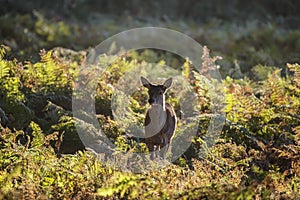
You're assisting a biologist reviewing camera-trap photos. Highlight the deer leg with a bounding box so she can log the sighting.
[147,143,156,160]
[151,152,155,160]
[160,142,170,160]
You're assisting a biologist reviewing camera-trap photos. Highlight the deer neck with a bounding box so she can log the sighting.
[146,103,167,135]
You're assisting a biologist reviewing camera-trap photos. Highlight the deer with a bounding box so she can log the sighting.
[140,76,177,160]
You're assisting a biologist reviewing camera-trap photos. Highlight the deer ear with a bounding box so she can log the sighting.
[163,78,173,89]
[140,76,151,89]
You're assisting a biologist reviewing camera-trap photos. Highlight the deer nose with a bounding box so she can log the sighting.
[148,98,154,104]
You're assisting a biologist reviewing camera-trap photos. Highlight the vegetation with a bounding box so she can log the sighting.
[0,1,299,199]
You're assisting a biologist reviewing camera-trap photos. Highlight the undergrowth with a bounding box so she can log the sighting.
[0,43,299,199]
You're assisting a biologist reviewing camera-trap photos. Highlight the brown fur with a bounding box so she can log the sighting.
[141,77,177,159]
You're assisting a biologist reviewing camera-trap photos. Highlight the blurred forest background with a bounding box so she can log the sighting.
[0,0,300,199]
[1,0,299,73]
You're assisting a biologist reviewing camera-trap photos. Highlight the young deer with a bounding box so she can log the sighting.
[141,76,177,160]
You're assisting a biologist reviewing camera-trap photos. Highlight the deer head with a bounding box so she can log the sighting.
[140,76,173,110]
